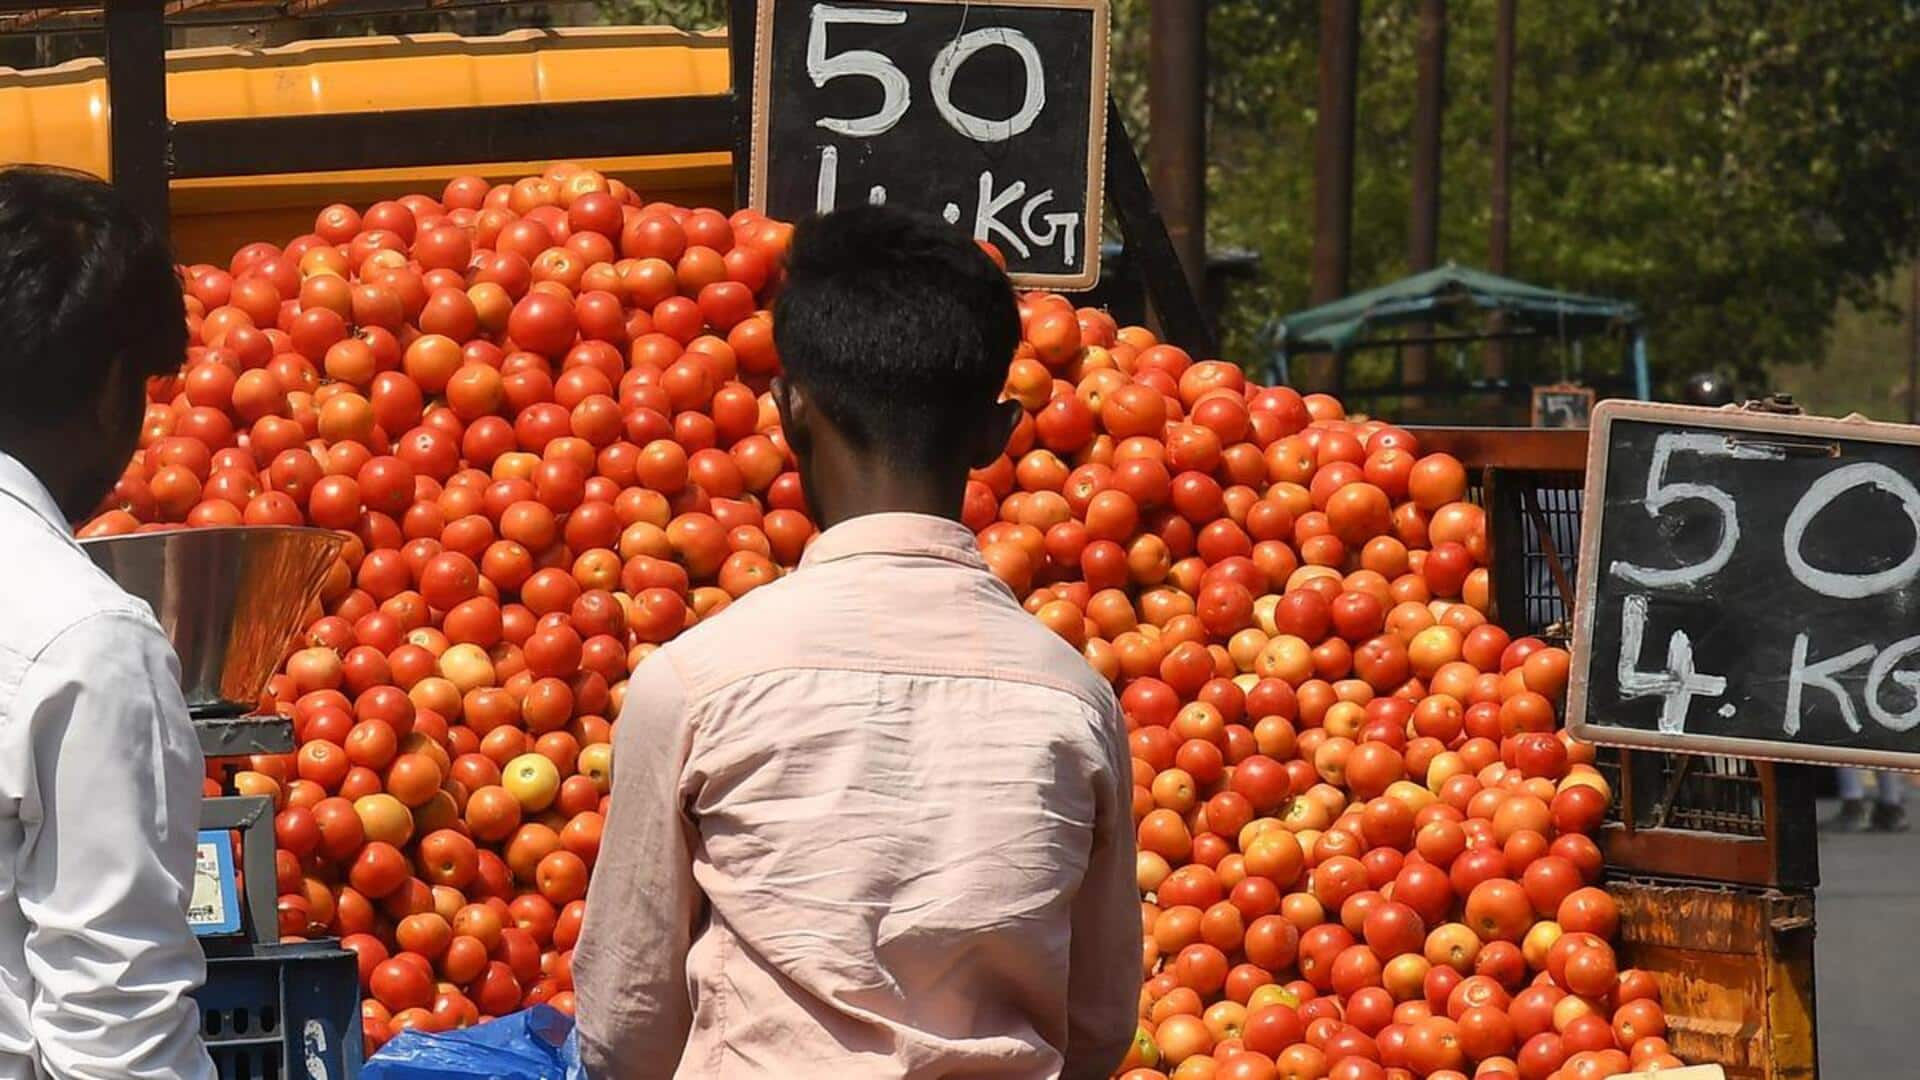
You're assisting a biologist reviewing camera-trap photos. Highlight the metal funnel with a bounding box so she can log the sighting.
[81,526,343,716]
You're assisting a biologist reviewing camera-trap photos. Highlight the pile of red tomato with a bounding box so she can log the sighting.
[83,163,1684,1079]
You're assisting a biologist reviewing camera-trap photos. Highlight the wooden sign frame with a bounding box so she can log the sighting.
[1567,398,1920,770]
[746,0,1110,290]
[1531,382,1595,429]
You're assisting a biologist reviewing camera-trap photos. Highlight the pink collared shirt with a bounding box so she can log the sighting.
[574,512,1137,1079]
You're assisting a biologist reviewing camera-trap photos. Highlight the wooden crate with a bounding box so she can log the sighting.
[1610,879,1817,1080]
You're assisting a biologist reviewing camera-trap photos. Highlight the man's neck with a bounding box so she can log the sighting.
[806,458,967,534]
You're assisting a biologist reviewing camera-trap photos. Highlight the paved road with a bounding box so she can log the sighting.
[1814,800,1919,1077]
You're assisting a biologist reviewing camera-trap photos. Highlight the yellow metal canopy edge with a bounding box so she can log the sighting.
[0,26,736,259]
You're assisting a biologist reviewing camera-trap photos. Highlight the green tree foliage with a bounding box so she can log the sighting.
[1110,0,1919,392]
[594,0,726,30]
[1770,267,1916,421]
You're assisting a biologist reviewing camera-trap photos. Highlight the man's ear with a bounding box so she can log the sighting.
[772,376,810,456]
[971,398,1024,469]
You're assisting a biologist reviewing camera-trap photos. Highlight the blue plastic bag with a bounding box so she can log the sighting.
[364,1005,586,1080]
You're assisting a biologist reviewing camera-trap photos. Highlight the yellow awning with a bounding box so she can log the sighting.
[0,26,735,261]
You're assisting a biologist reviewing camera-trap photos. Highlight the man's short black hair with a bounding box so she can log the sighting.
[773,204,1019,464]
[0,166,185,434]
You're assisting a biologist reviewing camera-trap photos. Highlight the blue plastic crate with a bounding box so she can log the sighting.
[194,941,362,1080]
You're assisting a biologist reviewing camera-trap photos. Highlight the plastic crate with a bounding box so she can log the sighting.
[195,941,361,1080]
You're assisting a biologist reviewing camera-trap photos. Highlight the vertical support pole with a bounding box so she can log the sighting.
[1769,887,1819,1079]
[1626,750,1669,830]
[1908,256,1918,422]
[1487,0,1516,380]
[1308,0,1360,392]
[1483,466,1524,633]
[1405,0,1445,392]
[1632,331,1652,402]
[105,1,170,236]
[1148,0,1208,301]
[729,0,758,211]
[1765,763,1821,890]
[1763,760,1821,1071]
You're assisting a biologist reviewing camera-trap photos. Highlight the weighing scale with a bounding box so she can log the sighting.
[82,524,341,951]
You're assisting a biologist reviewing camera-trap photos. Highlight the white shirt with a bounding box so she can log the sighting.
[0,451,214,1079]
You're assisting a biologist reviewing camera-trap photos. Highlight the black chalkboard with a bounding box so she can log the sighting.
[1567,401,1920,769]
[749,0,1109,288]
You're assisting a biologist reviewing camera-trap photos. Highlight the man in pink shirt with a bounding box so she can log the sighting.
[573,206,1137,1079]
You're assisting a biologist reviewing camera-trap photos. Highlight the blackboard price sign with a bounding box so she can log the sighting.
[1532,383,1595,430]
[1568,400,1920,769]
[749,0,1110,288]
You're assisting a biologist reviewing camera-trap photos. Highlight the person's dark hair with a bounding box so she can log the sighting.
[0,166,185,434]
[773,204,1018,463]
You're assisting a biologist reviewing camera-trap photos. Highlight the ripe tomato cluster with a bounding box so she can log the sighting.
[984,311,1681,1080]
[87,165,793,1055]
[81,162,1683,1079]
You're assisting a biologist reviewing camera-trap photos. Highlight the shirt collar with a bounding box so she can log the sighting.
[799,512,986,571]
[0,450,75,541]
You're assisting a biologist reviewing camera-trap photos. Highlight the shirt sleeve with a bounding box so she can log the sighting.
[1062,696,1140,1080]
[14,611,214,1080]
[574,649,699,1080]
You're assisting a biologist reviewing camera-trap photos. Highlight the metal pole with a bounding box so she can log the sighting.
[1487,0,1515,380]
[1406,0,1445,391]
[1909,258,1919,423]
[1148,0,1208,303]
[1409,0,1445,270]
[729,0,757,210]
[105,0,170,237]
[1309,0,1360,391]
